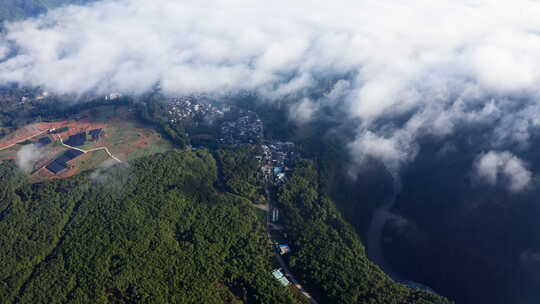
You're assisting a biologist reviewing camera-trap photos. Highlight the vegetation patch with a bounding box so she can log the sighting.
[0,151,298,304]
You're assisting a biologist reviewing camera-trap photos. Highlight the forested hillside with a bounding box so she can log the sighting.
[274,159,452,304]
[0,0,96,23]
[216,146,266,204]
[0,150,297,303]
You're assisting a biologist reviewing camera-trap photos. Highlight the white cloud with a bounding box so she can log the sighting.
[90,158,130,191]
[0,44,9,61]
[348,130,418,175]
[16,144,48,173]
[474,151,532,192]
[3,0,540,171]
[289,98,317,125]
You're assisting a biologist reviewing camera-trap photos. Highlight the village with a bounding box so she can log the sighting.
[259,140,298,288]
[166,96,226,123]
[219,110,264,145]
[165,95,265,145]
[171,96,302,291]
[0,93,316,301]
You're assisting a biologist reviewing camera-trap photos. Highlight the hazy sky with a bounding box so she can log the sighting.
[2,0,540,189]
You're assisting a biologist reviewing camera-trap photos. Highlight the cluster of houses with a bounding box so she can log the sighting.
[166,96,225,123]
[259,141,295,184]
[157,98,302,290]
[219,110,263,144]
[165,97,266,146]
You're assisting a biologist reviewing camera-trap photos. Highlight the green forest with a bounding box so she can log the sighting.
[0,146,453,303]
[215,146,266,204]
[0,150,297,304]
[135,96,190,149]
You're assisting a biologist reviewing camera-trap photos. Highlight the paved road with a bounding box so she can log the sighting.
[264,185,318,304]
[274,251,318,304]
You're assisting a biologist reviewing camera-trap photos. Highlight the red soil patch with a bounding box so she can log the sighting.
[0,146,19,160]
[33,167,55,182]
[31,145,67,171]
[56,155,89,178]
[32,152,90,183]
[51,119,108,141]
[0,123,50,148]
[0,118,108,149]
[133,134,151,148]
[8,106,170,183]
[107,131,151,158]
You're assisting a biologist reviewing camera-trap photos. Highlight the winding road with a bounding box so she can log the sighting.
[0,129,49,152]
[56,135,122,163]
[0,130,122,164]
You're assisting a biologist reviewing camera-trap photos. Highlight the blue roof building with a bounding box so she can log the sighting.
[278,244,291,255]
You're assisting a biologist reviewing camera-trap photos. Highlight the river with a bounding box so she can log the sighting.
[365,179,436,292]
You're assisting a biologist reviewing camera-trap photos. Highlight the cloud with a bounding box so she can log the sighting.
[90,158,126,183]
[0,44,9,61]
[90,158,130,194]
[3,0,540,173]
[348,130,417,175]
[16,144,48,173]
[289,98,317,125]
[474,151,533,192]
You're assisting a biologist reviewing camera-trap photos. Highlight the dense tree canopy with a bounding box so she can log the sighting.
[0,151,297,303]
[216,146,266,204]
[135,95,190,148]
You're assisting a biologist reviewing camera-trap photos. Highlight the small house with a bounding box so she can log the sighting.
[271,269,290,286]
[278,244,291,255]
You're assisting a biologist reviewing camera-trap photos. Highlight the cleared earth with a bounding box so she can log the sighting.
[0,105,174,182]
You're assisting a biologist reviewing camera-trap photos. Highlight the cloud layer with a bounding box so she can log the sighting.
[16,144,48,173]
[474,151,533,192]
[2,0,540,185]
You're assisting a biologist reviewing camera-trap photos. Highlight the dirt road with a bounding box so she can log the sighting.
[0,129,49,152]
[56,135,122,163]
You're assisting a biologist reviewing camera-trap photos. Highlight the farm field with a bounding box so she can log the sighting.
[0,105,175,181]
